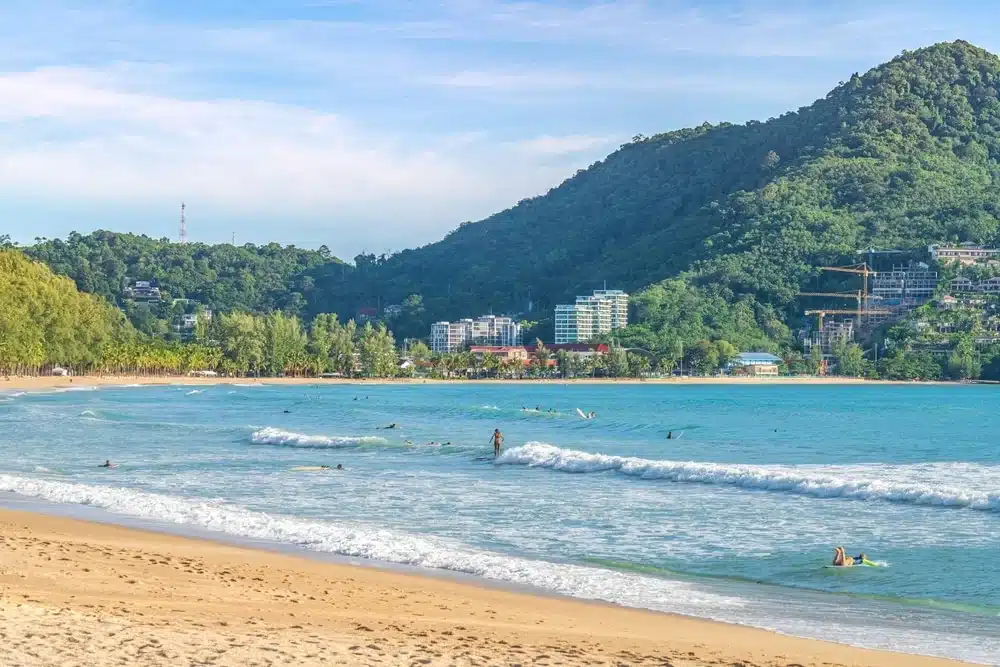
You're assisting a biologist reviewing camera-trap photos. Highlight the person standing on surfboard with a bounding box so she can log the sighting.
[491,429,504,457]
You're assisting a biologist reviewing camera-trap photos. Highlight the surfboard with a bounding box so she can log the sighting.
[291,466,331,472]
[824,561,879,569]
[576,408,587,419]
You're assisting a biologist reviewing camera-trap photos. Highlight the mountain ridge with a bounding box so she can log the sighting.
[309,39,1000,344]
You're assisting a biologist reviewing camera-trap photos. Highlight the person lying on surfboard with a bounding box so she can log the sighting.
[832,547,870,566]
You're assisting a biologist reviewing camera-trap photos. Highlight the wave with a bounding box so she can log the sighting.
[496,443,1000,513]
[0,473,991,663]
[251,427,387,448]
[186,389,203,395]
[0,473,734,611]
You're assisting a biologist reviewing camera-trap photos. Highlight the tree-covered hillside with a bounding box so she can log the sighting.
[24,231,343,334]
[0,249,129,372]
[311,40,1000,349]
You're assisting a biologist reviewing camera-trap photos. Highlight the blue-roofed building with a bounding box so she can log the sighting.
[727,352,782,376]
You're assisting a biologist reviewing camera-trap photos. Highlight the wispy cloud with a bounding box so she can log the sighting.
[0,0,997,254]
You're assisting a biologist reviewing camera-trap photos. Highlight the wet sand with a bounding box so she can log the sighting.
[0,510,967,667]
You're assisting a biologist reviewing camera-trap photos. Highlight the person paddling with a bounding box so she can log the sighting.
[490,429,504,457]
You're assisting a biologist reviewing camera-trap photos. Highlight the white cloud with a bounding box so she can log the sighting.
[0,67,616,251]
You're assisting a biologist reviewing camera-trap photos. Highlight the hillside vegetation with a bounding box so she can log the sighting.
[25,231,342,334]
[310,40,1000,349]
[0,250,128,372]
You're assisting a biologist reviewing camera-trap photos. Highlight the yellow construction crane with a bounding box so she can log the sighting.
[819,263,877,297]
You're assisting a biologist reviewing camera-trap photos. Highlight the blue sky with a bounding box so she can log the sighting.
[1,0,996,259]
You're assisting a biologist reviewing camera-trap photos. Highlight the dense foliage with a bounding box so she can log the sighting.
[306,41,1000,355]
[0,250,127,373]
[24,231,342,334]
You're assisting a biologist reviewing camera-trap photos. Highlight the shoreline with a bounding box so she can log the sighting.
[0,508,970,667]
[0,374,956,392]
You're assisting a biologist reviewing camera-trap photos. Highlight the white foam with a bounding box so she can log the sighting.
[186,389,203,395]
[0,473,736,613]
[251,427,386,448]
[0,473,993,663]
[497,443,1000,513]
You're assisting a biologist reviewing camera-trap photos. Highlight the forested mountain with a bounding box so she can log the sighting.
[24,231,342,327]
[309,40,1000,347]
[14,41,1000,356]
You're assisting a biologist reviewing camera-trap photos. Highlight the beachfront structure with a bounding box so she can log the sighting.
[554,289,629,344]
[929,243,1000,265]
[726,352,781,377]
[430,315,523,353]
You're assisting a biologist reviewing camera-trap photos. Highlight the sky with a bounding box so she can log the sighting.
[1,0,997,260]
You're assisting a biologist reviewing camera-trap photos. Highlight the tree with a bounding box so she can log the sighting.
[948,335,980,380]
[358,323,398,378]
[408,340,431,362]
[531,339,551,375]
[215,312,266,376]
[833,340,867,377]
[555,349,570,378]
[605,344,629,377]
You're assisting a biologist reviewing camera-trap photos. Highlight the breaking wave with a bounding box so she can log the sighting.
[251,427,387,448]
[497,443,1000,513]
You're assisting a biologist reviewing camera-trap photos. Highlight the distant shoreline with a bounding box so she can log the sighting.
[0,374,959,392]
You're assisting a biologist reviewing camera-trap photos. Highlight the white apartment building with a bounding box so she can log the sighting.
[591,289,629,329]
[554,305,597,344]
[430,315,522,353]
[929,243,1000,265]
[555,289,629,344]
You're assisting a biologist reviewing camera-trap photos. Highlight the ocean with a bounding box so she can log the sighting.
[1,382,998,664]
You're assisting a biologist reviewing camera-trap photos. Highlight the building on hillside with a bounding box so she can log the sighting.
[554,304,597,344]
[726,352,781,377]
[383,304,403,318]
[357,307,378,322]
[125,279,161,302]
[803,320,854,358]
[591,290,629,329]
[554,289,629,344]
[929,243,1000,265]
[430,315,522,353]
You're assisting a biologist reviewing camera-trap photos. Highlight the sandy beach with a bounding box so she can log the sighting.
[0,510,968,667]
[0,374,925,393]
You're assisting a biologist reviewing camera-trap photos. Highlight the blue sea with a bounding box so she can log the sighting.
[1,382,998,664]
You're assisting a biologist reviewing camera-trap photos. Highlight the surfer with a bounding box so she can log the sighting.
[283,409,291,414]
[832,547,868,566]
[490,428,504,457]
[382,423,397,430]
[99,460,113,468]
[667,431,673,439]
[589,411,596,419]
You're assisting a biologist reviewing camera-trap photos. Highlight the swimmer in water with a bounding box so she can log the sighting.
[667,431,673,439]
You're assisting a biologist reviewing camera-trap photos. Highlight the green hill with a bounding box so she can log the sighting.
[24,231,343,335]
[310,40,1000,347]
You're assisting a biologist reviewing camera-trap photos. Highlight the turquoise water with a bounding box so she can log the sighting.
[1,383,998,663]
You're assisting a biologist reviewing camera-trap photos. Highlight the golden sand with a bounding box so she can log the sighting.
[0,510,966,667]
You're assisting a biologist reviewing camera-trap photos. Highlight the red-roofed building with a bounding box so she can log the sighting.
[468,346,529,361]
[526,343,609,359]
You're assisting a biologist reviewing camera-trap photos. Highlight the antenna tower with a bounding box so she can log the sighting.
[179,202,188,244]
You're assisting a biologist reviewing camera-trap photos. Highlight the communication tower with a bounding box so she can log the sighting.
[179,202,188,244]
